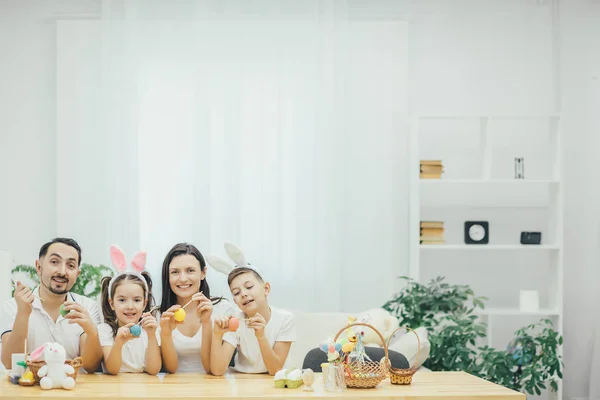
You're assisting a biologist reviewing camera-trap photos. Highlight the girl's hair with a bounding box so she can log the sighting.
[101,271,155,337]
[160,243,223,313]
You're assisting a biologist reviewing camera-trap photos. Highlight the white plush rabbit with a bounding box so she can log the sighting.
[30,342,75,390]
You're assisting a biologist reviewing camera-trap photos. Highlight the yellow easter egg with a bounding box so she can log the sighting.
[174,308,186,322]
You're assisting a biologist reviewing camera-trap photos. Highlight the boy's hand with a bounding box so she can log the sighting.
[14,281,34,316]
[213,316,230,335]
[140,312,158,334]
[115,323,135,345]
[192,292,213,324]
[159,305,181,334]
[248,313,266,338]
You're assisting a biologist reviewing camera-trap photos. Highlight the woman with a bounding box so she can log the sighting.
[158,243,233,373]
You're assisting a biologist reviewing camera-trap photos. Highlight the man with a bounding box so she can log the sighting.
[1,238,103,373]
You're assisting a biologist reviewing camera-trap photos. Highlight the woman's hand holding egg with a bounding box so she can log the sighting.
[160,305,182,333]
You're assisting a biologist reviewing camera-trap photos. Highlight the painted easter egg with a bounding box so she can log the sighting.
[59,304,70,317]
[229,317,240,332]
[174,308,186,322]
[130,325,142,337]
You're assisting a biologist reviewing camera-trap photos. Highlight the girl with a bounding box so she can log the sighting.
[98,246,161,375]
[158,243,232,373]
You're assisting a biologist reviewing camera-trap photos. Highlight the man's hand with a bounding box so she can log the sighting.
[64,302,97,335]
[14,281,33,317]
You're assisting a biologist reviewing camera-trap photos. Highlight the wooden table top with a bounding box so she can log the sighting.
[0,370,525,399]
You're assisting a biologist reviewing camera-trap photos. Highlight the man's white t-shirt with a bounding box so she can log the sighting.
[222,307,296,373]
[0,286,102,366]
[157,299,235,373]
[98,323,159,373]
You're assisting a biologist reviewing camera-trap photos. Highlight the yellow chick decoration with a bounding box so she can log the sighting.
[338,316,357,353]
[19,370,35,386]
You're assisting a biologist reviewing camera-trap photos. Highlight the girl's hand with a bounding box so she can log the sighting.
[213,316,230,335]
[160,305,182,333]
[141,312,158,334]
[248,313,266,338]
[115,323,135,345]
[192,292,213,324]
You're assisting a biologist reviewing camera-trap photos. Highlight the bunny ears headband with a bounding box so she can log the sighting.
[206,242,266,281]
[107,244,149,299]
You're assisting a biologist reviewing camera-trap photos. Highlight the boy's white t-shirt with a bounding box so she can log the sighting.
[222,307,296,373]
[157,299,235,373]
[98,322,159,373]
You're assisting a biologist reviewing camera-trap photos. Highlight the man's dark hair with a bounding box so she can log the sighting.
[39,238,82,266]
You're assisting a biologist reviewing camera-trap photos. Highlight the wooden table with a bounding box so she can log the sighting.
[0,371,525,399]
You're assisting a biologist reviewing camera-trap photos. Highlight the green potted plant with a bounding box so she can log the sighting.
[382,276,563,396]
[11,263,113,300]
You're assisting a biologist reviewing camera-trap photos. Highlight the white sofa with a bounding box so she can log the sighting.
[286,309,430,371]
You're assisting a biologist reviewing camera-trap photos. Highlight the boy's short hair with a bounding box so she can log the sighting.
[227,267,264,286]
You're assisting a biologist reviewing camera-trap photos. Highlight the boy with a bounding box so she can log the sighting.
[210,266,295,375]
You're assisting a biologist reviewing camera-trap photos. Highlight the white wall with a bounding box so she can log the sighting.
[1,0,598,397]
[560,1,600,398]
[0,1,59,264]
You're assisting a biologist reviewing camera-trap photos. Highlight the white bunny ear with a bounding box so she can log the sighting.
[205,255,235,275]
[224,242,248,267]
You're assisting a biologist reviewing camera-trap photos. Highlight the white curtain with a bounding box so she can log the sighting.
[55,0,409,312]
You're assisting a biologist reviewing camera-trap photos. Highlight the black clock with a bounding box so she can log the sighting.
[464,221,489,244]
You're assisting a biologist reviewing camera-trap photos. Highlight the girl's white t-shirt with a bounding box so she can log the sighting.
[158,299,235,373]
[98,322,159,373]
[222,307,296,373]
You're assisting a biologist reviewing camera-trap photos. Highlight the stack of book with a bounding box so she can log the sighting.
[420,160,443,179]
[420,221,445,245]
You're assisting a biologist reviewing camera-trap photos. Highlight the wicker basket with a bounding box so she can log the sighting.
[333,322,389,389]
[386,327,420,385]
[26,357,83,385]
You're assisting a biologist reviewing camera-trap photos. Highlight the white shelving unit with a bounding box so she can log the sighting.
[408,114,563,400]
[420,244,560,251]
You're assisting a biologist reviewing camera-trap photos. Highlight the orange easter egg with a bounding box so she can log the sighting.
[174,308,186,322]
[228,317,240,332]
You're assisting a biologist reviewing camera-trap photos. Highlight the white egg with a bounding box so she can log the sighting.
[287,369,303,381]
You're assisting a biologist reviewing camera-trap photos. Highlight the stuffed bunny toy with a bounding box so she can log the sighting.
[356,308,399,345]
[30,342,75,390]
[206,242,265,279]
